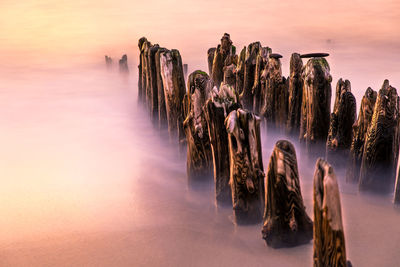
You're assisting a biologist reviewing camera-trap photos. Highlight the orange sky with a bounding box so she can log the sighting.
[1,0,399,98]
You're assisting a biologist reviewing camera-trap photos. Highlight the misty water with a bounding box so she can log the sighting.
[0,63,399,267]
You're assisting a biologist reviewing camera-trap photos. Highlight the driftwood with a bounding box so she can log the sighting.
[147,45,161,122]
[260,55,288,132]
[301,53,329,58]
[119,54,129,73]
[159,49,186,143]
[211,33,234,88]
[262,140,313,248]
[225,109,264,224]
[313,158,350,267]
[299,58,332,157]
[346,87,377,183]
[155,47,168,129]
[204,84,241,205]
[252,47,270,115]
[326,79,356,168]
[183,70,213,184]
[235,46,246,94]
[286,53,303,136]
[105,55,112,68]
[359,81,399,193]
[240,42,261,110]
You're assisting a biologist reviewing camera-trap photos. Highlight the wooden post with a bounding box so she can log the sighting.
[159,49,186,143]
[207,48,216,76]
[211,33,234,89]
[204,84,241,205]
[226,109,264,224]
[138,37,149,103]
[326,79,356,169]
[252,47,270,115]
[240,42,261,111]
[299,57,332,158]
[346,87,376,183]
[155,47,168,129]
[286,53,303,136]
[119,54,129,73]
[313,158,350,267]
[235,46,246,94]
[262,140,313,248]
[359,81,399,193]
[147,45,160,122]
[183,70,213,184]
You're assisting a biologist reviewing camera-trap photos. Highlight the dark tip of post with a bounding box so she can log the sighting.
[269,53,283,59]
[300,53,329,58]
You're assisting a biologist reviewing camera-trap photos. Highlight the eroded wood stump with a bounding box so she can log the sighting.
[235,46,246,94]
[119,54,129,73]
[326,79,356,169]
[211,33,234,89]
[260,55,288,132]
[204,84,241,205]
[225,109,264,224]
[105,55,112,68]
[359,82,399,193]
[138,38,151,104]
[223,64,236,88]
[286,53,303,136]
[183,70,213,184]
[147,44,161,122]
[240,42,261,111]
[346,87,377,183]
[252,47,270,115]
[262,140,313,248]
[207,48,216,76]
[159,49,186,143]
[313,158,349,267]
[155,47,168,129]
[299,58,332,157]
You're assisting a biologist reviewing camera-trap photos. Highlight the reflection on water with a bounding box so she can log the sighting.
[0,65,399,266]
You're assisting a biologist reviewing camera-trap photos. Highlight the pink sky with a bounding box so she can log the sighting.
[1,0,399,100]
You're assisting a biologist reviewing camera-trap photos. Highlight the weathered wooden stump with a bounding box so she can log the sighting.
[223,64,236,88]
[260,54,288,132]
[262,140,313,248]
[240,42,261,111]
[211,33,234,88]
[359,82,399,193]
[313,158,350,267]
[286,53,303,136]
[252,47,270,115]
[207,48,216,76]
[225,109,264,224]
[235,46,246,94]
[183,70,213,184]
[147,44,161,122]
[105,55,112,68]
[159,49,186,143]
[204,84,241,205]
[119,54,129,73]
[299,57,332,157]
[155,47,168,129]
[326,79,356,169]
[138,37,150,103]
[346,87,377,183]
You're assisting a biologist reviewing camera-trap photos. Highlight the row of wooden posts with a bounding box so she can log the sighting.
[135,33,400,266]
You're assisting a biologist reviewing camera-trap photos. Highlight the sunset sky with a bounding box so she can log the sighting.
[1,0,399,99]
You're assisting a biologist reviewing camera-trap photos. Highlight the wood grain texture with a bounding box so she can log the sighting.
[313,158,348,267]
[359,82,400,193]
[226,109,264,224]
[286,53,303,137]
[346,87,376,183]
[262,140,313,248]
